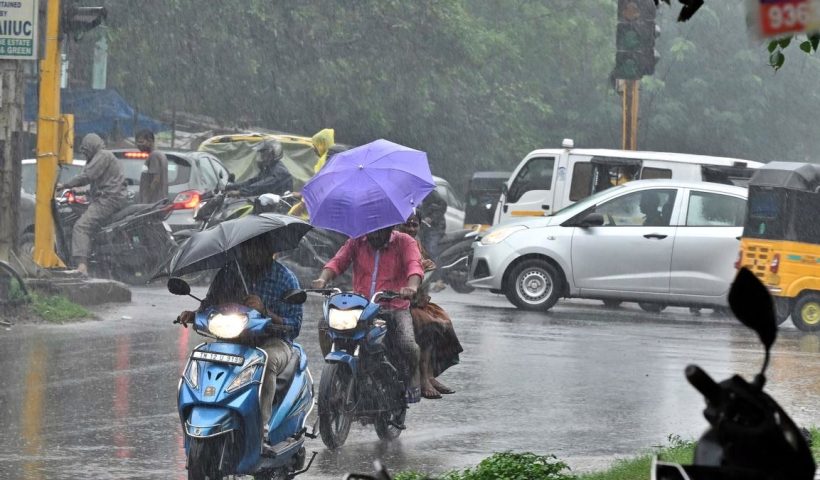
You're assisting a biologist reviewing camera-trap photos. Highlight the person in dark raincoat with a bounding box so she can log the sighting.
[228,139,293,197]
[56,133,127,276]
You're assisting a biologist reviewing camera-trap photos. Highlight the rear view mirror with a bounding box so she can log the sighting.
[580,213,604,228]
[167,277,191,296]
[282,289,307,304]
[501,183,509,195]
[228,173,236,183]
[729,268,777,358]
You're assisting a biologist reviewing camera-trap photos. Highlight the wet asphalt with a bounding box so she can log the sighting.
[0,285,818,479]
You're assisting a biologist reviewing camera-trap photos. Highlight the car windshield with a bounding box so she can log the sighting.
[550,185,625,218]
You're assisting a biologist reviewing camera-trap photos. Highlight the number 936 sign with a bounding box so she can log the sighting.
[749,0,820,38]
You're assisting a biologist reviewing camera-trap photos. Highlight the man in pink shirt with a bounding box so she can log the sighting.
[312,226,424,403]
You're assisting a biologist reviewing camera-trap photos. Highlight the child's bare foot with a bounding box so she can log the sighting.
[431,378,455,394]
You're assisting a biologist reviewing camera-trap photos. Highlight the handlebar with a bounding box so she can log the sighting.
[304,288,342,296]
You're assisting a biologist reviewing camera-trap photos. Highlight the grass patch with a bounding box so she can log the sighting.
[29,294,91,323]
[397,431,820,480]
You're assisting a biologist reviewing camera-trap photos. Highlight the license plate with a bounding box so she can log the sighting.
[191,351,244,366]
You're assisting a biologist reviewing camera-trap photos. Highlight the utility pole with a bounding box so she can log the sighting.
[0,0,38,263]
[33,0,66,267]
[0,61,25,262]
[620,79,639,150]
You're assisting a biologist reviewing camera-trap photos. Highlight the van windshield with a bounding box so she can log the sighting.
[551,185,625,218]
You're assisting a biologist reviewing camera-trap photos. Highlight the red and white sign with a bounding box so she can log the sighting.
[750,0,820,38]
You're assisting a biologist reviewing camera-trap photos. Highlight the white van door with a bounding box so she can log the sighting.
[497,155,557,223]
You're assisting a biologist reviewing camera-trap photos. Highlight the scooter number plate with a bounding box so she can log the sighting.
[191,350,244,366]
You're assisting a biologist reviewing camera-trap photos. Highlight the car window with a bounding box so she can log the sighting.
[641,167,672,179]
[116,155,191,187]
[686,191,745,227]
[594,189,677,226]
[569,159,640,201]
[507,156,555,203]
[436,182,464,210]
[197,156,218,188]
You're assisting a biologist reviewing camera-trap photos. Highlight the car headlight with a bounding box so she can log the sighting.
[328,309,363,330]
[208,313,249,339]
[226,364,260,393]
[185,360,199,390]
[480,225,527,245]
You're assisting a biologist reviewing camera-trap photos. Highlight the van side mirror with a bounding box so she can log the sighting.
[501,183,508,195]
[228,173,236,183]
[579,213,604,228]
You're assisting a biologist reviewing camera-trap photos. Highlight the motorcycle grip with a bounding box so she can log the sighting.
[685,364,721,404]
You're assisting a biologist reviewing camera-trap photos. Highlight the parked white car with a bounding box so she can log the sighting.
[469,180,748,312]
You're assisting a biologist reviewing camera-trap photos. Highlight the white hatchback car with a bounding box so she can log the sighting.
[468,180,748,312]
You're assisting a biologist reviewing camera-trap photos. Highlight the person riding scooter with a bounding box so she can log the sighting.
[311,226,425,403]
[227,139,293,197]
[178,235,302,441]
[56,133,127,276]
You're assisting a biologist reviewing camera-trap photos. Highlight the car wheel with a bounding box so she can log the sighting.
[791,292,820,332]
[504,259,562,311]
[773,297,792,326]
[602,299,623,308]
[638,302,667,313]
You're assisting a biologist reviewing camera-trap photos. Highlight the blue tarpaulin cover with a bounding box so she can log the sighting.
[24,85,167,138]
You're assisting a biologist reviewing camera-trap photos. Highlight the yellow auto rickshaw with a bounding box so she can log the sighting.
[738,161,820,331]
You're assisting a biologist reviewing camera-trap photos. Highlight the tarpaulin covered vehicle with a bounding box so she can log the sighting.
[198,131,346,192]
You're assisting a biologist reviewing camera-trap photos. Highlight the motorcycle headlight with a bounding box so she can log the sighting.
[328,309,363,330]
[480,225,527,245]
[226,364,260,393]
[208,313,249,339]
[185,360,199,390]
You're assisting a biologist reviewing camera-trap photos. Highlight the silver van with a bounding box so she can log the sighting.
[495,139,761,225]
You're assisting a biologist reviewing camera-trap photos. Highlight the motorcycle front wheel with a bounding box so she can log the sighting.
[187,437,225,480]
[373,362,407,441]
[318,363,354,449]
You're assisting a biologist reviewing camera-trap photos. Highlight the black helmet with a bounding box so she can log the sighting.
[253,139,284,164]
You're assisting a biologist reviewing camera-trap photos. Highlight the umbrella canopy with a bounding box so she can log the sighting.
[302,139,435,238]
[168,213,312,277]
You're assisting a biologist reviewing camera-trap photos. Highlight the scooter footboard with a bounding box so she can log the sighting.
[185,405,240,438]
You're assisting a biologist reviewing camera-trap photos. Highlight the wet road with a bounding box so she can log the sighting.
[1,286,819,479]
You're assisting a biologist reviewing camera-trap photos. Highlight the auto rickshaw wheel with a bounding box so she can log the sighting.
[792,292,820,332]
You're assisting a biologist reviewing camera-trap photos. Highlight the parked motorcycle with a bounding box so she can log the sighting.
[53,189,176,284]
[168,278,316,480]
[652,267,816,480]
[310,289,408,449]
[430,228,479,294]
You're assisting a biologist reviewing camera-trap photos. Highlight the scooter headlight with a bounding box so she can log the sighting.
[328,308,363,330]
[208,313,249,339]
[185,360,199,390]
[226,364,260,393]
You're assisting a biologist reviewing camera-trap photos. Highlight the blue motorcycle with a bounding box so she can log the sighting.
[168,278,315,480]
[311,289,408,449]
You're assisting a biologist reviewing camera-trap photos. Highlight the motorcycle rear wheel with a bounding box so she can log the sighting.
[318,363,354,449]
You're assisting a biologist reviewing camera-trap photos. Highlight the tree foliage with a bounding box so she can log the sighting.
[67,0,820,190]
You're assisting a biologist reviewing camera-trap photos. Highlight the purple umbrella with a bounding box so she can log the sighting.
[302,139,435,238]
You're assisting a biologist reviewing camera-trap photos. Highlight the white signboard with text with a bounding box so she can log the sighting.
[0,0,37,60]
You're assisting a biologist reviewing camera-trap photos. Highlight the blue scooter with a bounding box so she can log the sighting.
[168,278,316,480]
[310,289,408,449]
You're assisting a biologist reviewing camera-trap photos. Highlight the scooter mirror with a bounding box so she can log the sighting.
[729,268,776,353]
[282,289,307,305]
[167,277,192,296]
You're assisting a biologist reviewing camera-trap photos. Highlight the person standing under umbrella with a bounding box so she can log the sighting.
[311,226,425,403]
[177,235,302,442]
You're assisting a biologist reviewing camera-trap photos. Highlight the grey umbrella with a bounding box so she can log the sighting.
[167,213,312,279]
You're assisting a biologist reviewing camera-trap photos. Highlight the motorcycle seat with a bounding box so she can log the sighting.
[108,203,158,224]
[274,347,301,401]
